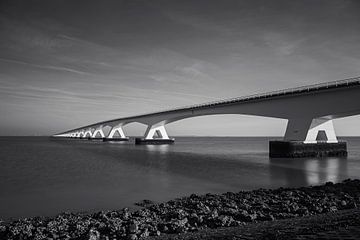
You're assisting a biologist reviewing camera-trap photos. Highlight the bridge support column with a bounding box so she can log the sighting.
[103,125,129,142]
[79,131,86,139]
[304,119,338,143]
[135,125,175,144]
[270,118,347,158]
[91,127,105,140]
[83,129,93,139]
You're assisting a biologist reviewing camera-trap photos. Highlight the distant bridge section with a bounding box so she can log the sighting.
[54,77,360,154]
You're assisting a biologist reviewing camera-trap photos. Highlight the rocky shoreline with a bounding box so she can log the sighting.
[149,208,360,240]
[1,179,360,240]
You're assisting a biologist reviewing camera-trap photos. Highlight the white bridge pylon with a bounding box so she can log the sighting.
[108,125,127,139]
[284,118,338,144]
[92,126,105,138]
[144,125,170,140]
[53,77,360,144]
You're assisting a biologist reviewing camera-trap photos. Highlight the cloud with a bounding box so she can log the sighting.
[0,84,161,104]
[0,57,94,76]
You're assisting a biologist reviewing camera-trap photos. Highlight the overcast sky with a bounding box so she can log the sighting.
[0,0,360,136]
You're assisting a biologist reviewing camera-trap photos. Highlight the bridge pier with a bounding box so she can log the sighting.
[270,118,347,158]
[86,127,105,140]
[82,129,93,139]
[103,125,129,142]
[135,125,174,144]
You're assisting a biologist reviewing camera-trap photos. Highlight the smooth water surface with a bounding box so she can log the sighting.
[1,136,360,220]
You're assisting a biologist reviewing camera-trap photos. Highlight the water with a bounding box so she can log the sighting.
[1,136,360,221]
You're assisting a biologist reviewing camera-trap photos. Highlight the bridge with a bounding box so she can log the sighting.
[53,76,360,157]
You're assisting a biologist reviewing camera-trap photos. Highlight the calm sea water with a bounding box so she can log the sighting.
[1,136,360,221]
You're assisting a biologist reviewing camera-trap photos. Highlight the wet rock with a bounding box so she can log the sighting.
[134,199,155,207]
[188,213,202,226]
[128,221,139,234]
[325,181,334,186]
[2,179,360,239]
[169,218,188,233]
[166,209,188,220]
[296,207,309,216]
[139,228,149,238]
[88,228,100,240]
[0,224,7,233]
[121,208,130,220]
[329,206,338,212]
[157,223,168,233]
[152,230,161,236]
[235,210,254,222]
[210,209,218,218]
[128,233,138,240]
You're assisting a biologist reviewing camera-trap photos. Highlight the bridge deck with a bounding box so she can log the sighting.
[59,76,360,133]
[168,76,360,112]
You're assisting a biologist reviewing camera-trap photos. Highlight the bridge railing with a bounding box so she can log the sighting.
[163,76,360,112]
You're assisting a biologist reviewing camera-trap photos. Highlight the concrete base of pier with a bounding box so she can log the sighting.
[269,141,347,158]
[88,137,104,141]
[103,137,129,142]
[135,138,175,145]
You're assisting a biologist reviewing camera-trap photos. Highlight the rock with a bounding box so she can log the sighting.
[170,218,188,233]
[190,194,199,199]
[248,213,258,221]
[128,221,139,234]
[0,225,6,233]
[128,233,137,240]
[236,210,257,222]
[134,199,155,207]
[188,213,204,227]
[325,181,334,186]
[296,207,309,216]
[122,208,130,220]
[210,209,218,218]
[88,228,100,240]
[217,215,234,227]
[236,210,248,220]
[139,228,149,238]
[3,179,360,239]
[258,213,275,221]
[329,206,338,212]
[157,223,168,233]
[348,201,357,208]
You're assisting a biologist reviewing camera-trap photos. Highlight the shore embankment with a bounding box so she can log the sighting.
[149,208,360,240]
[1,179,360,239]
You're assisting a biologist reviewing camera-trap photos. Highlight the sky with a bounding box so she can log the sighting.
[0,0,360,136]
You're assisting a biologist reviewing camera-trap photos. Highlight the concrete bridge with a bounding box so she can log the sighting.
[53,76,360,157]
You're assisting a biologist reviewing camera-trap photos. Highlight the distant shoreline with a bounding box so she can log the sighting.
[1,179,360,239]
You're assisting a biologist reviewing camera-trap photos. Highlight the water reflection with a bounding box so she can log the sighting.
[269,157,348,187]
[145,144,170,154]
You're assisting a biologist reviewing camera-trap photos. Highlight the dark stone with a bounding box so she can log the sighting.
[134,199,155,207]
[135,138,175,145]
[102,137,129,142]
[128,221,138,234]
[88,228,100,240]
[269,140,347,158]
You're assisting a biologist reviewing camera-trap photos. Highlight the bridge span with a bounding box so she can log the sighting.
[53,76,360,157]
